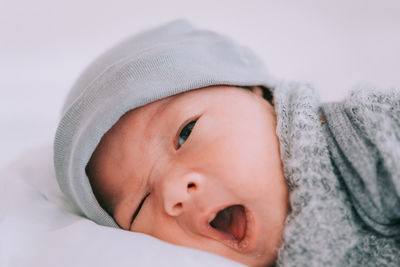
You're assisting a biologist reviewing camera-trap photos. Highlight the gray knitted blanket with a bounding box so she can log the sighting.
[322,86,400,237]
[274,81,400,266]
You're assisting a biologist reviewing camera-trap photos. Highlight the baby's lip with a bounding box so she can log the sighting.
[199,204,255,253]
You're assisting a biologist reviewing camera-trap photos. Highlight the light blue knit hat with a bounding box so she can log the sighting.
[53,19,276,228]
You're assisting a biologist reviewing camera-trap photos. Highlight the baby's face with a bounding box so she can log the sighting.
[87,85,289,267]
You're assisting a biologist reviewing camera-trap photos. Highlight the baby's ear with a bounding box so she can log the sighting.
[238,85,274,105]
[250,86,274,106]
[250,86,264,97]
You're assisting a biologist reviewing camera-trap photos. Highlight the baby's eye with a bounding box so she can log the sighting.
[177,120,196,149]
[131,193,150,225]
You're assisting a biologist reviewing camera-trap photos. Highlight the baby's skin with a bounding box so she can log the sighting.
[86,85,290,267]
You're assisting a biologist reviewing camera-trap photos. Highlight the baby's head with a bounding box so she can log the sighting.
[54,20,289,266]
[86,84,288,265]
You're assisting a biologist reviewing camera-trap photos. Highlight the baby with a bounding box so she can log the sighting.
[54,20,400,266]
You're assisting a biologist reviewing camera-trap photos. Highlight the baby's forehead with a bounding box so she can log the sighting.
[112,85,256,135]
[99,87,206,147]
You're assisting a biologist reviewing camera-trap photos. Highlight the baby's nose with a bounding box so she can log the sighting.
[161,171,203,217]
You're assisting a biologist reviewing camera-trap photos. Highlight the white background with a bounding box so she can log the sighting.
[1,0,400,168]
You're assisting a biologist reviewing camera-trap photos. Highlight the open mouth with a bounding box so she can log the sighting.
[209,205,247,241]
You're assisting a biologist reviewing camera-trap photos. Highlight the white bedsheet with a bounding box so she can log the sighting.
[0,145,242,267]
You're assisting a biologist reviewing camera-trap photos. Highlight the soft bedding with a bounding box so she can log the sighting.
[0,145,242,267]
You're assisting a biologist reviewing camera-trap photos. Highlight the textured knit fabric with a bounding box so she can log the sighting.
[53,20,276,227]
[274,81,400,266]
[321,86,400,237]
